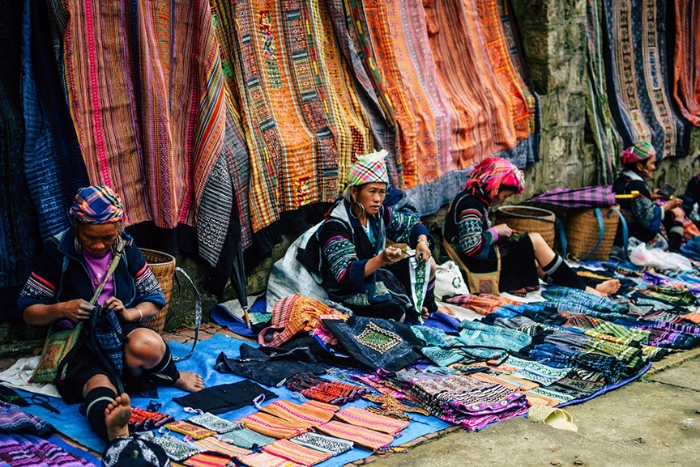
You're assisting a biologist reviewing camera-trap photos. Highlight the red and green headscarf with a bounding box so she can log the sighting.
[466,157,525,199]
[622,141,656,165]
[70,185,124,224]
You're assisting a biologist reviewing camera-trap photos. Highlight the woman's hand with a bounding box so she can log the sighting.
[103,297,139,322]
[60,299,94,323]
[661,198,682,211]
[493,223,514,239]
[379,246,404,266]
[415,239,431,264]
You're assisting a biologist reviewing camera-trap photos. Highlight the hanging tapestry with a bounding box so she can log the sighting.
[671,0,700,126]
[600,0,691,157]
[50,0,225,228]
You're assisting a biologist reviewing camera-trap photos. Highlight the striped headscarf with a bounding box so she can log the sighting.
[466,157,525,199]
[70,186,124,224]
[622,141,656,165]
[344,150,390,199]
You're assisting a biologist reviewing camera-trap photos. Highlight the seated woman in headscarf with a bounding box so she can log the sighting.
[443,157,620,296]
[18,186,204,444]
[612,141,685,251]
[304,150,438,322]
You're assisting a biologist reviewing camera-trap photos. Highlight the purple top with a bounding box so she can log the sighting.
[82,250,115,306]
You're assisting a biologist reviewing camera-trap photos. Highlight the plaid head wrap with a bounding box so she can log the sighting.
[344,150,390,199]
[70,185,124,224]
[622,141,656,165]
[466,157,525,199]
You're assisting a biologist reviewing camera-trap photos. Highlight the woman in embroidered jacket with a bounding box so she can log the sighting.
[444,157,620,295]
[613,141,685,251]
[309,150,438,322]
[18,186,204,443]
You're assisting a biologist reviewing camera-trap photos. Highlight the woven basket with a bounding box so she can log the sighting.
[565,207,620,261]
[139,249,176,333]
[496,205,556,247]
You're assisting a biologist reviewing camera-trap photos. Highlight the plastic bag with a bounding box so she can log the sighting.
[628,240,693,272]
[434,260,470,300]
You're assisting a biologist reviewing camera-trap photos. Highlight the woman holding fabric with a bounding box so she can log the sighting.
[18,186,204,443]
[612,141,685,251]
[305,150,438,322]
[443,157,620,296]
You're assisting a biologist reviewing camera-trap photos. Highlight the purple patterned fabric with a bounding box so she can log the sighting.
[529,186,617,208]
[0,433,95,466]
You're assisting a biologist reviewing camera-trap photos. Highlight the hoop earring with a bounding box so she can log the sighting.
[349,202,365,220]
[74,237,82,255]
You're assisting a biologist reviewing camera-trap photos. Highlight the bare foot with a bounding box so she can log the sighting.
[595,279,621,295]
[174,371,205,392]
[105,393,131,441]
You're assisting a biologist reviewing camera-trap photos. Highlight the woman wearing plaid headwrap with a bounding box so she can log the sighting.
[301,150,439,322]
[18,186,204,444]
[444,157,620,295]
[612,141,685,251]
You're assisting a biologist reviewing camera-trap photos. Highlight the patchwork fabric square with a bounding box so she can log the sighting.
[323,316,423,372]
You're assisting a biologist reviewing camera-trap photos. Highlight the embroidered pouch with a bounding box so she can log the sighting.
[188,412,240,434]
[218,427,275,449]
[240,412,309,439]
[193,437,251,458]
[315,421,394,451]
[164,420,217,440]
[30,322,84,383]
[289,433,353,456]
[137,432,201,461]
[334,406,409,436]
[238,451,304,467]
[183,452,231,467]
[263,439,332,466]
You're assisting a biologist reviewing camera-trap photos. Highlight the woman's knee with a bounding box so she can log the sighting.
[125,328,165,362]
[429,257,437,279]
[82,374,116,398]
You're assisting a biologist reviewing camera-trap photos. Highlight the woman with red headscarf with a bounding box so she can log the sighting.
[444,157,619,295]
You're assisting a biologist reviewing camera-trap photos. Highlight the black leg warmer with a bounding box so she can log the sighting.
[83,387,117,443]
[142,345,180,386]
[542,255,587,290]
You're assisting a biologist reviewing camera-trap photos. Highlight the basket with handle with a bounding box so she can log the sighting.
[139,248,176,333]
[496,205,557,248]
[564,206,621,261]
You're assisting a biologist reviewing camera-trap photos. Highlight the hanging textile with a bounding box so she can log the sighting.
[600,0,691,157]
[0,0,42,309]
[585,0,622,183]
[324,0,399,184]
[671,0,700,126]
[310,0,373,183]
[51,0,225,228]
[22,0,88,241]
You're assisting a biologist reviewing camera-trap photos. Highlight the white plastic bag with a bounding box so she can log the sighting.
[628,240,692,272]
[434,260,470,300]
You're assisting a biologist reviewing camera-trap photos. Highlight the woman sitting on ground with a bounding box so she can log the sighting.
[18,186,204,444]
[443,157,620,296]
[302,150,438,322]
[612,141,685,251]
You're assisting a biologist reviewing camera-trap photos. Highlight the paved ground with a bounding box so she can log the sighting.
[2,324,698,467]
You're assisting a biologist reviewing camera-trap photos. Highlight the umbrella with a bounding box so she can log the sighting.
[529,185,638,208]
[230,242,251,328]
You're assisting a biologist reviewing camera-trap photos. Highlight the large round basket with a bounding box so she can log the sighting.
[496,205,556,248]
[565,207,620,261]
[140,249,176,333]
